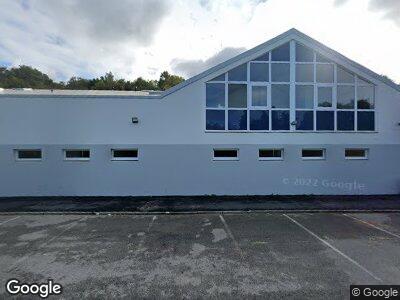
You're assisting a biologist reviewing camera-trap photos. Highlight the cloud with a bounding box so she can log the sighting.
[39,0,169,46]
[334,0,400,26]
[171,47,246,78]
[0,0,170,80]
[368,0,400,26]
[198,0,268,20]
[333,0,349,6]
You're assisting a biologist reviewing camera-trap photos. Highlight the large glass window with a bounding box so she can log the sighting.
[250,63,269,82]
[337,86,355,109]
[296,64,314,82]
[271,84,290,108]
[271,63,290,82]
[272,110,290,130]
[357,86,374,109]
[253,52,269,61]
[271,43,290,61]
[228,63,247,81]
[206,83,225,108]
[228,110,247,130]
[205,41,375,132]
[357,111,375,131]
[296,43,314,62]
[206,110,225,130]
[316,111,334,131]
[317,87,332,107]
[337,111,354,131]
[296,111,314,130]
[316,64,334,83]
[250,110,269,130]
[251,86,268,107]
[228,84,247,108]
[296,85,314,109]
[337,67,354,83]
[210,74,225,81]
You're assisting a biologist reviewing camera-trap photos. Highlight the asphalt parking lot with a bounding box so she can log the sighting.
[0,212,399,299]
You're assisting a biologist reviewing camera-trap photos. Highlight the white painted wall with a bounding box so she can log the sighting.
[1,31,400,196]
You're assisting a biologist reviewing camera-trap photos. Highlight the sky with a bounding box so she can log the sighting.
[0,0,399,83]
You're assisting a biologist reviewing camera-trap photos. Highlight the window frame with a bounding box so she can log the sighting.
[205,41,377,133]
[258,148,284,161]
[213,148,239,161]
[111,149,139,161]
[345,148,369,160]
[301,148,326,160]
[14,149,43,161]
[63,149,90,161]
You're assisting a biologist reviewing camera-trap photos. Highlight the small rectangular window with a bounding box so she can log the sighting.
[345,149,368,160]
[302,149,325,160]
[213,149,238,161]
[112,149,138,161]
[15,149,42,161]
[259,149,283,160]
[64,149,90,160]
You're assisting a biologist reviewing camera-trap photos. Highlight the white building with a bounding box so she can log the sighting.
[1,29,399,196]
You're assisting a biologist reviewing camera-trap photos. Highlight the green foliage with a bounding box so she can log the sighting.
[158,71,185,91]
[0,65,62,89]
[381,74,400,88]
[0,65,185,91]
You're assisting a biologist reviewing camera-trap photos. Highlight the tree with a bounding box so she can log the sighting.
[381,75,399,88]
[158,71,184,91]
[66,77,91,90]
[0,65,61,89]
[132,77,158,91]
[0,65,185,91]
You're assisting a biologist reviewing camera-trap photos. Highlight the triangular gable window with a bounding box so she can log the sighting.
[228,63,247,81]
[296,43,313,62]
[253,52,269,62]
[316,53,332,63]
[337,67,355,83]
[209,74,225,82]
[271,42,290,61]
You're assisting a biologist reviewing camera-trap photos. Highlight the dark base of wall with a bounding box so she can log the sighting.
[1,195,400,213]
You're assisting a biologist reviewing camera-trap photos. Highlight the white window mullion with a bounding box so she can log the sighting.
[225,75,228,131]
[289,40,296,131]
[247,62,250,131]
[333,64,338,131]
[355,75,358,132]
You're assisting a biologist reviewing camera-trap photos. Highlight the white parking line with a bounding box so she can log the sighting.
[219,214,243,258]
[7,216,87,272]
[343,213,400,240]
[283,214,382,282]
[135,215,157,252]
[0,216,20,226]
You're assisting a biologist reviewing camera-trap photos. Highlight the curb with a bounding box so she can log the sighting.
[1,209,400,215]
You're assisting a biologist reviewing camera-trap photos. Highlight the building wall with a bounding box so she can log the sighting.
[0,78,399,196]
